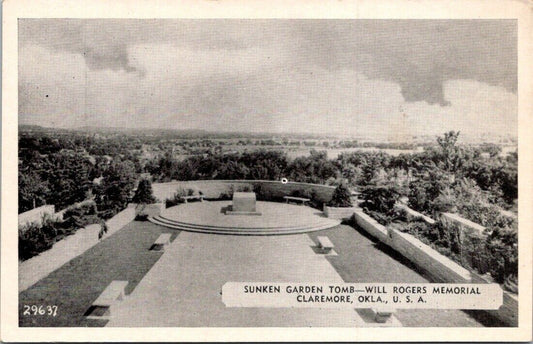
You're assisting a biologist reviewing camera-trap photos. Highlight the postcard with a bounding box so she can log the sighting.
[2,0,532,341]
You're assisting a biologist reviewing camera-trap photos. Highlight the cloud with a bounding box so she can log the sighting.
[291,20,516,106]
[18,19,517,136]
[19,19,144,75]
[20,19,516,106]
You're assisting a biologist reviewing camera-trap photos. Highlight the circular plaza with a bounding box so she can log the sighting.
[150,200,341,235]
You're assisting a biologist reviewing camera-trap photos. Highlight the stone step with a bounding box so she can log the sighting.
[148,216,339,235]
[156,213,338,231]
[153,214,338,232]
[150,216,334,233]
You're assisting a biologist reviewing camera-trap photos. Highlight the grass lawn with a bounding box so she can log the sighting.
[307,224,484,327]
[19,221,180,327]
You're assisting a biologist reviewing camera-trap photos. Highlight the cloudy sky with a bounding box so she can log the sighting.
[19,19,517,138]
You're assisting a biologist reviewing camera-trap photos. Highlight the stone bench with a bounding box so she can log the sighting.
[372,307,396,323]
[87,280,128,319]
[317,236,334,254]
[283,196,310,205]
[181,195,204,203]
[151,233,172,251]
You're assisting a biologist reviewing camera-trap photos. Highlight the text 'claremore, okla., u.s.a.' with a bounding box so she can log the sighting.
[222,283,503,309]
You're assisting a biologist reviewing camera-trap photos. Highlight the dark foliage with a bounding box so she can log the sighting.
[19,217,61,261]
[328,184,353,207]
[132,179,156,204]
[95,159,137,218]
[165,187,201,208]
[62,201,99,228]
[361,185,401,216]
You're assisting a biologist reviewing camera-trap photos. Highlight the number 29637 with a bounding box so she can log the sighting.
[23,305,58,317]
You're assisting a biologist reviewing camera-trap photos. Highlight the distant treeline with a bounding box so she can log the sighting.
[19,129,516,215]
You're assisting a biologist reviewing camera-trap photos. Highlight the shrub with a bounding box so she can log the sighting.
[252,183,276,202]
[252,183,265,200]
[399,217,517,284]
[18,214,68,261]
[63,200,97,217]
[328,184,353,207]
[218,189,233,201]
[361,185,399,215]
[165,187,201,208]
[132,179,156,204]
[165,194,182,208]
[98,220,108,239]
[235,184,252,192]
[98,207,119,220]
[485,227,518,283]
[101,219,108,234]
[307,188,321,209]
[62,200,100,229]
[504,274,518,294]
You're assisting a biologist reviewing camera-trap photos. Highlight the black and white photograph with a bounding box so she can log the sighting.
[2,1,532,342]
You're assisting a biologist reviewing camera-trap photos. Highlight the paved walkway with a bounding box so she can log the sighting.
[19,207,135,292]
[107,231,367,327]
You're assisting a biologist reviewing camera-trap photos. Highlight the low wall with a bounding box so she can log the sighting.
[324,206,358,220]
[354,208,518,326]
[18,205,56,228]
[353,208,471,283]
[395,203,435,225]
[387,228,472,283]
[440,212,486,237]
[353,209,389,243]
[19,206,136,292]
[152,180,336,204]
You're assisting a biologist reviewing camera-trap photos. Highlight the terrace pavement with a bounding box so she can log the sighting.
[107,231,368,327]
[19,219,484,327]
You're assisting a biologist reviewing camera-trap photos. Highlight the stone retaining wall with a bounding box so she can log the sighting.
[18,205,56,227]
[323,206,358,220]
[440,212,487,237]
[153,180,336,204]
[353,208,518,326]
[394,203,435,225]
[353,208,389,242]
[354,209,471,283]
[19,206,136,292]
[387,227,472,283]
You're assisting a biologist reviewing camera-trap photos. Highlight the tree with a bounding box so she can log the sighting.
[437,130,460,153]
[132,179,156,204]
[361,185,401,215]
[436,131,465,172]
[97,159,137,216]
[287,150,337,184]
[18,170,50,212]
[328,184,353,207]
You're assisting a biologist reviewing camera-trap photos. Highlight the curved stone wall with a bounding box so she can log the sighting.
[152,180,336,204]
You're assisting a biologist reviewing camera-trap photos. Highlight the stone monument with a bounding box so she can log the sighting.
[226,192,262,215]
